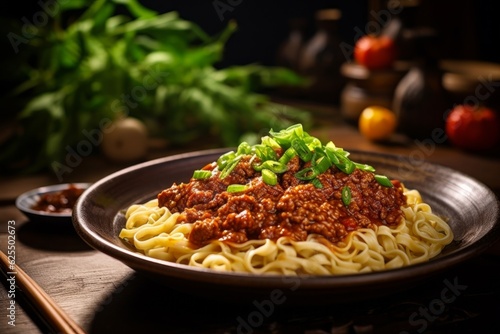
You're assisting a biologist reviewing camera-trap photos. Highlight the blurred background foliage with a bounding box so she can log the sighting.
[0,0,311,173]
[1,0,498,174]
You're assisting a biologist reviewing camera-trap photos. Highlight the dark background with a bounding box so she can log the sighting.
[143,0,500,66]
[1,0,499,69]
[0,0,498,123]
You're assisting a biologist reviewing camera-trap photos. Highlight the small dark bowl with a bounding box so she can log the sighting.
[16,183,91,224]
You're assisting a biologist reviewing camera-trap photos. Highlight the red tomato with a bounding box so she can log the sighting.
[354,35,396,70]
[445,105,500,151]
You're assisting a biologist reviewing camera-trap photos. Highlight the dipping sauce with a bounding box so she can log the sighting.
[32,184,85,213]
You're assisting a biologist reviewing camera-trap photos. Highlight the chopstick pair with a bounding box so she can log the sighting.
[0,250,86,334]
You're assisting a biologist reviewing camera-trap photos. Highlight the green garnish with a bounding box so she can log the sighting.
[227,184,249,193]
[292,138,313,162]
[261,169,278,186]
[253,145,278,164]
[220,155,242,179]
[253,160,288,173]
[217,151,237,170]
[374,175,394,187]
[208,124,394,189]
[278,147,297,165]
[342,186,352,206]
[295,167,317,181]
[310,178,323,189]
[192,170,212,180]
[354,163,376,173]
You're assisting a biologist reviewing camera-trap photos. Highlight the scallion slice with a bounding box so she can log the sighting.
[262,169,278,186]
[217,151,236,170]
[192,170,212,180]
[227,184,249,193]
[262,160,288,173]
[220,156,242,179]
[261,136,281,149]
[311,178,323,188]
[313,156,331,174]
[254,160,287,173]
[325,147,340,165]
[342,185,352,206]
[295,167,316,180]
[269,123,304,146]
[236,142,252,155]
[253,144,278,162]
[334,154,355,174]
[278,147,296,165]
[375,175,393,187]
[292,138,313,162]
[354,163,376,173]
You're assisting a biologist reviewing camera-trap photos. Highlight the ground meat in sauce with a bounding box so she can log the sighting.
[32,184,85,213]
[157,155,406,247]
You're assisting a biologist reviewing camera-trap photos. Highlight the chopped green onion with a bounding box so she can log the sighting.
[335,148,350,157]
[261,136,281,149]
[269,124,304,146]
[262,169,278,186]
[227,184,249,193]
[354,163,376,173]
[334,154,355,174]
[220,156,242,179]
[375,175,393,187]
[292,138,313,162]
[217,151,236,170]
[210,124,396,190]
[311,178,323,188]
[325,141,337,149]
[324,147,340,165]
[254,160,288,173]
[304,136,322,149]
[295,167,316,180]
[310,150,318,165]
[341,186,351,206]
[192,170,212,180]
[295,155,332,180]
[313,156,331,174]
[236,142,252,155]
[278,147,296,165]
[253,144,278,162]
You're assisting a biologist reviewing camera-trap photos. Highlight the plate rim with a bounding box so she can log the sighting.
[72,148,500,289]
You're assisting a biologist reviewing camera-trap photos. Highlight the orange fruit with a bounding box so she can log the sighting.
[358,106,397,141]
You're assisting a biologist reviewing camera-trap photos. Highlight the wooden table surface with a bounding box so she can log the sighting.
[1,103,500,334]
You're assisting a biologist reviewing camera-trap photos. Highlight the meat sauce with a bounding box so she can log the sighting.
[32,184,85,213]
[158,154,406,247]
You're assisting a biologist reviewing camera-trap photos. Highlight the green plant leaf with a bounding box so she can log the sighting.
[59,0,94,11]
[45,130,65,161]
[182,43,224,69]
[90,2,115,33]
[105,15,131,32]
[112,0,158,18]
[58,33,82,69]
[19,92,62,118]
[3,0,312,174]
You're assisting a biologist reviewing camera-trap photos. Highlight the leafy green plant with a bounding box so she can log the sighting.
[0,0,310,173]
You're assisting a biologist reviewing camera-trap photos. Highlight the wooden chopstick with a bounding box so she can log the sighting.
[0,251,86,334]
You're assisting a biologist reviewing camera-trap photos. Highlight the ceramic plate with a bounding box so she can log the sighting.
[72,149,500,303]
[17,183,91,224]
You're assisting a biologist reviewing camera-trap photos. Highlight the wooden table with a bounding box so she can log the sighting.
[1,104,500,333]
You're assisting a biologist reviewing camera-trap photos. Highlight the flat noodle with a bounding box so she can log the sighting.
[119,188,453,275]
